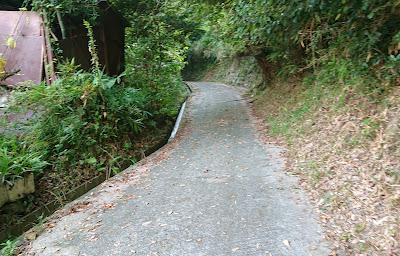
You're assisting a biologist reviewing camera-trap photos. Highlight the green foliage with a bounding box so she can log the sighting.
[189,0,400,93]
[125,33,187,118]
[30,0,99,21]
[121,0,191,122]
[0,134,47,185]
[218,0,400,58]
[0,0,188,188]
[0,0,190,245]
[13,60,146,172]
[83,20,101,73]
[265,85,313,139]
[0,239,18,256]
[2,1,190,180]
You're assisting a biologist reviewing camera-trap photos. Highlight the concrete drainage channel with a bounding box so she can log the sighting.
[0,83,192,244]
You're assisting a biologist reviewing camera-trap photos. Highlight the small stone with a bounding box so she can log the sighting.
[25,232,37,240]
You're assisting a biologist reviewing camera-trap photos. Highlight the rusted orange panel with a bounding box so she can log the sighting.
[0,11,43,85]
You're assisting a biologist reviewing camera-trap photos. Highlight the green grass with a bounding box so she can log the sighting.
[0,134,47,185]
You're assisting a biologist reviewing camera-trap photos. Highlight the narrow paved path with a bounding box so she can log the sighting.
[23,82,329,255]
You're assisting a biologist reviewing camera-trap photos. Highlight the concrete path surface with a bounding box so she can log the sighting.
[22,82,329,256]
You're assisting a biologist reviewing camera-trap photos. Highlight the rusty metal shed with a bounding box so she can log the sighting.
[0,11,44,85]
[0,0,128,86]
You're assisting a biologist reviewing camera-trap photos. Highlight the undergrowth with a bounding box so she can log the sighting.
[0,133,47,185]
[12,62,144,175]
[0,19,187,246]
[253,57,400,254]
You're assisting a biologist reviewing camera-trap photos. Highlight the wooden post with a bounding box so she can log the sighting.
[40,21,50,86]
[40,10,56,85]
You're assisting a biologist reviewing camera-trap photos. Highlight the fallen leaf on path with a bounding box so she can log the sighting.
[121,223,132,229]
[142,221,152,226]
[102,203,116,209]
[88,235,98,241]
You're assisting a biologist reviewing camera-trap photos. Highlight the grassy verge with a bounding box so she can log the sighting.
[253,73,400,255]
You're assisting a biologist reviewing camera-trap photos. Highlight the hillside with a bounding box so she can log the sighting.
[183,1,400,254]
[189,56,400,255]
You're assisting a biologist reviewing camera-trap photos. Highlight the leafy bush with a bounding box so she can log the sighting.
[122,2,190,124]
[12,60,147,172]
[189,0,400,92]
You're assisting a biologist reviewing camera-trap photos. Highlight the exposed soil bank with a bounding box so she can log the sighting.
[184,56,263,88]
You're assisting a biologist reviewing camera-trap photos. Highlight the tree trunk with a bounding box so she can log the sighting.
[246,45,274,88]
[254,53,273,87]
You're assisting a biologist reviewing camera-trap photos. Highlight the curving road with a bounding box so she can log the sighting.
[23,82,329,255]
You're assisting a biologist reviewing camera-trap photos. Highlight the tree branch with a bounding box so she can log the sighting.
[0,69,21,82]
